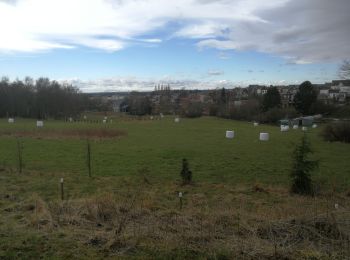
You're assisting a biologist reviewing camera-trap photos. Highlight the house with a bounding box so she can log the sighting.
[278,86,298,108]
[317,80,350,104]
[256,86,268,95]
[331,80,350,103]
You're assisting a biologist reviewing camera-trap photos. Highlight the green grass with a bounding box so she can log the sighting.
[1,116,349,189]
[0,116,349,188]
[1,116,350,259]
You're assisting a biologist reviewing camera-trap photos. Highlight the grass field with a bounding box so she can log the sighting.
[0,115,350,259]
[1,116,350,188]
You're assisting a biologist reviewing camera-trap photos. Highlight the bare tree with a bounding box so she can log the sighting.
[339,60,350,79]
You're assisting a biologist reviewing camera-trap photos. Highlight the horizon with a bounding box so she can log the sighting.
[0,0,349,92]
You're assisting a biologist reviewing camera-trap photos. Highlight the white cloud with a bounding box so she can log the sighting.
[59,77,239,92]
[175,22,228,39]
[207,70,224,76]
[196,0,350,63]
[59,76,310,92]
[0,0,349,63]
[198,40,239,50]
[0,0,285,53]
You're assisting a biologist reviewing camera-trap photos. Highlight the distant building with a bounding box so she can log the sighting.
[278,86,298,108]
[318,80,350,104]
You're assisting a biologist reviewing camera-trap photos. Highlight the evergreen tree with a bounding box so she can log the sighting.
[294,81,317,115]
[220,88,227,105]
[290,134,318,196]
[262,87,281,111]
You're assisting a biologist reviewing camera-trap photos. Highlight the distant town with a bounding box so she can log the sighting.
[89,79,350,115]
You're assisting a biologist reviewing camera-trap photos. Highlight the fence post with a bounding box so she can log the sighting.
[16,137,23,173]
[60,178,64,200]
[87,139,92,177]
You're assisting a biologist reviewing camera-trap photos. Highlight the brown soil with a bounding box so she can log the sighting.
[0,128,127,140]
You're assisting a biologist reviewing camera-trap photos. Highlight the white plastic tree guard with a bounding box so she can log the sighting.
[302,126,308,131]
[293,125,298,129]
[160,113,164,118]
[254,122,259,127]
[312,124,317,128]
[226,130,234,139]
[260,133,269,141]
[174,117,180,123]
[36,120,44,127]
[103,119,107,124]
[83,115,87,120]
[8,118,14,123]
[150,116,154,120]
[69,117,73,122]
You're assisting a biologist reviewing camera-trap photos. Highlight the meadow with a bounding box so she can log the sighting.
[0,115,350,259]
[1,115,350,187]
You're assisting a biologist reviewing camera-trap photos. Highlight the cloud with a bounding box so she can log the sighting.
[59,77,236,92]
[218,52,231,60]
[175,22,228,39]
[0,0,349,63]
[196,0,350,63]
[59,76,310,92]
[0,0,286,53]
[207,70,224,76]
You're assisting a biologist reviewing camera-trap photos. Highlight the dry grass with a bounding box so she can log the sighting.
[0,128,127,140]
[21,187,350,259]
[2,166,349,258]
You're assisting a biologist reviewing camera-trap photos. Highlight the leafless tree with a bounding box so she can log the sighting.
[339,60,350,79]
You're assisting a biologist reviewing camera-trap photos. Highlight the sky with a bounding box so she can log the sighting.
[0,0,349,92]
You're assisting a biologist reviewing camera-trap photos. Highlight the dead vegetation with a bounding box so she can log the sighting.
[1,168,349,259]
[20,189,350,259]
[0,128,127,140]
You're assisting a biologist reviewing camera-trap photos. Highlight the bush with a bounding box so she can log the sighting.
[180,158,192,185]
[182,102,203,118]
[228,100,260,121]
[309,101,336,115]
[259,107,299,124]
[321,122,350,143]
[208,104,218,116]
[331,105,350,118]
[290,135,318,196]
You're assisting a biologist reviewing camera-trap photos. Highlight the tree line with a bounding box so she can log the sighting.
[203,81,338,122]
[121,80,348,122]
[0,77,96,119]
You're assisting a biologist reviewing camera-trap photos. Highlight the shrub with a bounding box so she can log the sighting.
[208,104,218,116]
[183,102,203,118]
[309,101,336,115]
[259,107,299,124]
[332,105,350,118]
[321,122,350,143]
[180,158,192,185]
[228,99,260,121]
[290,135,318,196]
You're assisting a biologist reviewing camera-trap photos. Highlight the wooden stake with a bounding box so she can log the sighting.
[16,137,23,174]
[87,139,92,178]
[60,178,64,200]
[179,192,183,210]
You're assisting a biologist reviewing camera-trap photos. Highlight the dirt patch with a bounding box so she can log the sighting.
[0,128,127,140]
